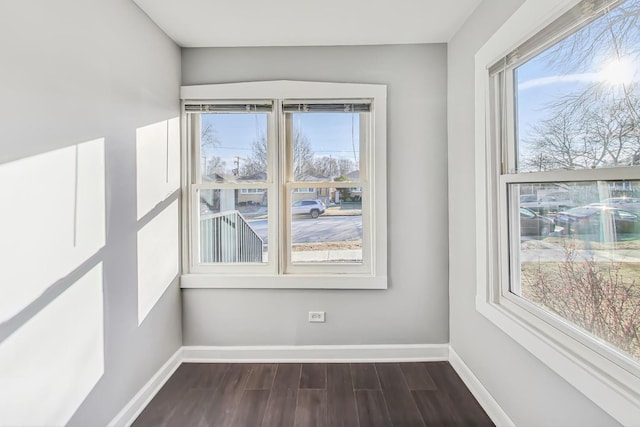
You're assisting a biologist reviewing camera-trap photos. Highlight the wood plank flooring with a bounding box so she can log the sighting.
[132,362,494,427]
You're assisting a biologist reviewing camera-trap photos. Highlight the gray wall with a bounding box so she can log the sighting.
[448,1,620,425]
[181,45,449,345]
[0,0,182,425]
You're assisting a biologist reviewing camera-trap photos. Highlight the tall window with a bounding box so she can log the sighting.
[181,81,387,288]
[481,0,640,420]
[283,102,369,271]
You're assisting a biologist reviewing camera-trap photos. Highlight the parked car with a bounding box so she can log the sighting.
[292,199,325,218]
[519,194,537,203]
[520,207,555,236]
[520,191,577,215]
[601,197,640,205]
[555,205,640,237]
[594,197,640,214]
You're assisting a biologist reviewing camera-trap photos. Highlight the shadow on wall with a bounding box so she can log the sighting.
[0,116,181,425]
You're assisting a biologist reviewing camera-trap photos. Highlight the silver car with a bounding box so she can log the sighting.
[292,199,326,218]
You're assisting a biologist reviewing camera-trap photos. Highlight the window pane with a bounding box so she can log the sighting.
[515,0,640,172]
[290,191,362,263]
[288,112,361,181]
[510,181,640,361]
[200,113,268,183]
[199,188,268,263]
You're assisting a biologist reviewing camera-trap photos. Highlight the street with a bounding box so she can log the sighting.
[248,215,362,244]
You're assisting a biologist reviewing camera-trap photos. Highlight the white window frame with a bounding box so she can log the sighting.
[186,106,278,277]
[180,81,387,289]
[476,0,640,423]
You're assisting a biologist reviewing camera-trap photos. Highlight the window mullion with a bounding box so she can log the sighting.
[501,166,640,183]
[278,102,288,274]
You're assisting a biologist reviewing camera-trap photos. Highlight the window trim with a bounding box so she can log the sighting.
[475,0,640,423]
[187,105,277,276]
[180,80,387,289]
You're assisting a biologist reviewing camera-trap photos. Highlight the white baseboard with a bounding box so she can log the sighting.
[107,348,183,427]
[449,348,515,427]
[182,343,449,363]
[110,344,514,427]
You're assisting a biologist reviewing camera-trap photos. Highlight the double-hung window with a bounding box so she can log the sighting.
[181,81,387,289]
[477,0,640,422]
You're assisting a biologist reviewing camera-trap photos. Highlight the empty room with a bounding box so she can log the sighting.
[1,0,639,426]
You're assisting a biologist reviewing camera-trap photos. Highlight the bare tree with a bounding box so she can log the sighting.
[522,85,640,170]
[200,122,226,177]
[306,156,338,179]
[337,158,356,176]
[524,108,588,170]
[206,157,226,176]
[523,242,640,359]
[293,131,314,179]
[200,122,219,153]
[520,0,640,171]
[241,130,315,179]
[583,92,639,166]
[241,136,268,177]
[542,0,640,77]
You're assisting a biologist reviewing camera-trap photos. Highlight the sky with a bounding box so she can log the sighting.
[200,113,265,171]
[201,112,360,176]
[515,0,640,169]
[516,64,594,130]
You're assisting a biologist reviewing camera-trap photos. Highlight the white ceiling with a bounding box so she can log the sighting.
[133,0,482,47]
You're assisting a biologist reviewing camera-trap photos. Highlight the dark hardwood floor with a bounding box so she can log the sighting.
[132,362,494,427]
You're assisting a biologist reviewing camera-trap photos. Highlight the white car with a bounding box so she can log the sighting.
[292,199,325,218]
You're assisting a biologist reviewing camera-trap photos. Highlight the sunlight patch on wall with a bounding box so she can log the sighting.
[0,139,105,322]
[136,118,180,220]
[0,263,104,426]
[137,199,179,325]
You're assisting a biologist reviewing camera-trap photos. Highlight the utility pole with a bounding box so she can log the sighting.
[233,156,241,176]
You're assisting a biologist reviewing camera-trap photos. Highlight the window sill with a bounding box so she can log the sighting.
[180,274,387,290]
[475,296,640,424]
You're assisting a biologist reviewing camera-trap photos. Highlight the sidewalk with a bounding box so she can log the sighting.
[291,249,362,262]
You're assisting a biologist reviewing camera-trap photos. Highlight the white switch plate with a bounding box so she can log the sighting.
[308,311,325,322]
